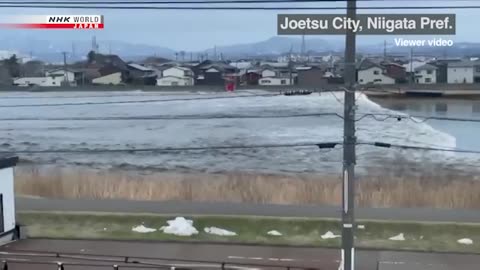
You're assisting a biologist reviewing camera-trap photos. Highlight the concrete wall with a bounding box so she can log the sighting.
[0,168,15,232]
[448,67,474,84]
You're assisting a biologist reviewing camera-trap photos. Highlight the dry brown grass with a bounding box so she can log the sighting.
[14,166,480,209]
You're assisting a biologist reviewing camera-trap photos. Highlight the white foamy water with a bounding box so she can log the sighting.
[0,90,473,175]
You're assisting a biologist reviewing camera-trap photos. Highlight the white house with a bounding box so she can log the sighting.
[13,76,64,87]
[258,67,295,86]
[357,65,395,85]
[92,72,123,85]
[447,61,475,84]
[0,156,19,243]
[156,66,194,86]
[259,77,292,86]
[45,69,76,83]
[415,64,437,84]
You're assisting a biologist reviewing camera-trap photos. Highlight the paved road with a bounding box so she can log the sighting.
[16,197,480,223]
[1,239,480,270]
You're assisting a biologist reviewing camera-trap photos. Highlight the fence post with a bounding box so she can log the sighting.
[2,260,7,270]
[57,262,64,270]
[221,262,225,270]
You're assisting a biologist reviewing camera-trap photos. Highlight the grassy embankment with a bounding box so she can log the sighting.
[18,212,480,253]
[15,166,480,209]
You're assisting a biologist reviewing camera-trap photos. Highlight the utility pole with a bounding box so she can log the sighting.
[383,40,387,62]
[342,0,356,269]
[410,47,414,84]
[289,44,293,85]
[62,51,69,86]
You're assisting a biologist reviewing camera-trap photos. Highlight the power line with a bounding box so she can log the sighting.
[362,141,480,155]
[0,93,281,108]
[0,112,344,121]
[0,4,479,9]
[354,113,480,123]
[3,112,480,123]
[0,0,384,4]
[0,141,340,154]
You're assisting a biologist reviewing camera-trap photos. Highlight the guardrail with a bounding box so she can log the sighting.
[0,249,325,270]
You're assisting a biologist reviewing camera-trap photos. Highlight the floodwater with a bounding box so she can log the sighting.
[0,90,477,176]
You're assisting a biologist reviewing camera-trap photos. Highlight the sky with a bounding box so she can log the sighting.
[0,0,478,51]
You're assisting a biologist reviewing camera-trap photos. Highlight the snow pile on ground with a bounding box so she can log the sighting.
[132,224,157,233]
[321,231,340,239]
[357,225,365,230]
[457,238,473,245]
[267,230,282,236]
[389,233,405,241]
[160,217,199,236]
[204,227,237,236]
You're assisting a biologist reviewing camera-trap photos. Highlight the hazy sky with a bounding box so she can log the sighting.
[0,0,478,51]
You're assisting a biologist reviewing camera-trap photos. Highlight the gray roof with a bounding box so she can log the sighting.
[448,61,480,68]
[357,59,383,71]
[415,64,438,71]
[128,63,154,72]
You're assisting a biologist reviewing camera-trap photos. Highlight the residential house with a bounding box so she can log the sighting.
[229,61,252,85]
[126,63,157,85]
[357,60,395,85]
[243,69,261,85]
[447,61,477,84]
[297,66,327,87]
[45,69,78,86]
[414,64,437,84]
[402,60,427,82]
[156,66,194,86]
[193,61,237,85]
[382,62,407,83]
[74,68,102,85]
[92,72,123,85]
[14,68,78,87]
[258,65,296,86]
[13,76,64,87]
[428,58,462,83]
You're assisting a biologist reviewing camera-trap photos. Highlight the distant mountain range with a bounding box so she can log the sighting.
[2,36,480,63]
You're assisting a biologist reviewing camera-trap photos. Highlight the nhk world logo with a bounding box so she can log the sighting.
[0,15,104,29]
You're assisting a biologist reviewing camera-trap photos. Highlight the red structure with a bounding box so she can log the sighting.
[224,75,237,92]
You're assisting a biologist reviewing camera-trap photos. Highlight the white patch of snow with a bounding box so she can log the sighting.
[389,233,405,241]
[457,238,473,245]
[357,225,365,229]
[160,217,199,236]
[132,225,157,233]
[321,231,340,239]
[204,227,237,236]
[267,230,282,236]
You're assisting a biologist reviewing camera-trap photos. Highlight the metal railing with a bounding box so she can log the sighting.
[0,249,326,270]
